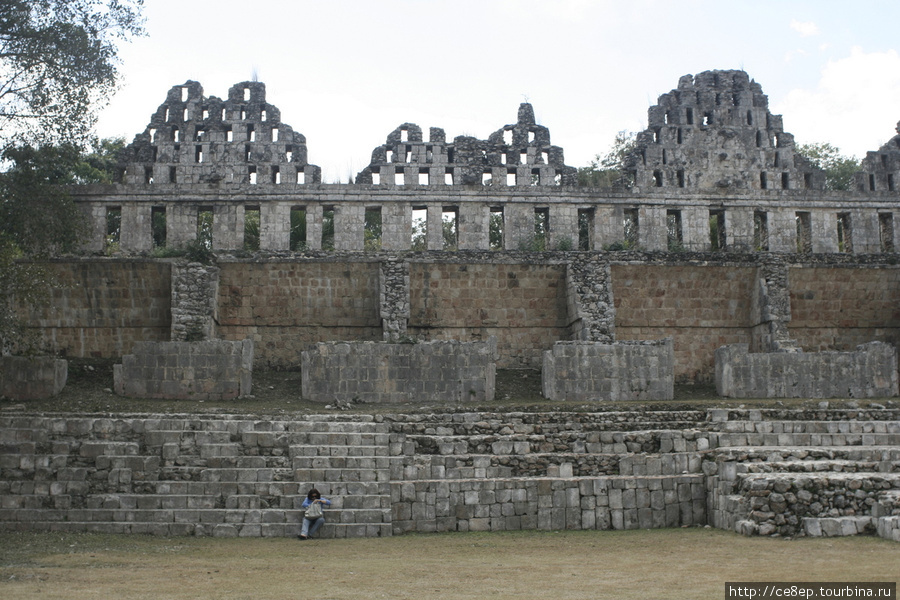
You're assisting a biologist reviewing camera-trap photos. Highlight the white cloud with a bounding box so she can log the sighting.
[790,19,820,37]
[774,47,900,157]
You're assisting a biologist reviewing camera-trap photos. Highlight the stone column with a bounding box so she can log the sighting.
[566,256,615,342]
[750,258,798,352]
[171,261,219,341]
[380,256,410,341]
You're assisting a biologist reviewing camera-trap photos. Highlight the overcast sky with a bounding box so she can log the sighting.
[95,0,900,182]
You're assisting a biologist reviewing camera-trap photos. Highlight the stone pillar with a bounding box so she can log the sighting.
[426,205,443,250]
[380,257,410,341]
[458,203,488,250]
[120,204,152,253]
[381,203,411,251]
[566,256,615,342]
[306,204,323,250]
[171,262,219,341]
[750,258,798,352]
[335,204,364,251]
[260,203,289,251]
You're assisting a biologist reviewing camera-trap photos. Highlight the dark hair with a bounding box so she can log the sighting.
[307,488,321,500]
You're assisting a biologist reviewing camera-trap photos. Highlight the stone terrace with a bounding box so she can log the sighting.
[1,406,898,541]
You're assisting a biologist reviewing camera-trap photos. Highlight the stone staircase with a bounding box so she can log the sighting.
[0,414,392,538]
[703,408,900,541]
[1,406,898,540]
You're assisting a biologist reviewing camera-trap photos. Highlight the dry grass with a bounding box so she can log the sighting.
[1,529,897,599]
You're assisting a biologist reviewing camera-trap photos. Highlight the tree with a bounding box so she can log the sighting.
[577,130,637,188]
[0,0,145,150]
[795,142,860,191]
[0,0,144,352]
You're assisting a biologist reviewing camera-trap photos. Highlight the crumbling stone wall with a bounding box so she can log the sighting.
[355,103,577,188]
[171,262,218,342]
[627,70,824,194]
[0,356,67,400]
[119,81,320,187]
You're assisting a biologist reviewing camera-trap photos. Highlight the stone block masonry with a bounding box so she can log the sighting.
[301,339,497,404]
[715,341,899,398]
[0,356,67,400]
[113,339,253,400]
[542,339,674,402]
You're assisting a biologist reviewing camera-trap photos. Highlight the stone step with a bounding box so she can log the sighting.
[289,432,391,446]
[740,460,900,475]
[289,444,390,458]
[0,513,393,538]
[713,432,900,448]
[293,468,390,483]
[715,420,900,434]
[403,430,713,455]
[712,445,900,463]
[392,452,624,480]
[390,420,711,436]
[292,456,391,470]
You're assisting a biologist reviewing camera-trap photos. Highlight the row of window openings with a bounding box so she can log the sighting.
[150,124,279,144]
[144,165,306,185]
[104,207,895,255]
[652,125,786,149]
[384,147,549,165]
[663,106,757,127]
[868,173,896,192]
[647,170,807,190]
[373,168,562,186]
[163,103,268,124]
[394,128,537,145]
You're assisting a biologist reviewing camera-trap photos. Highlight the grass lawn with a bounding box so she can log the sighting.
[1,528,897,599]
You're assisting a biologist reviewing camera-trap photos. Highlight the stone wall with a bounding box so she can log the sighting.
[390,475,706,534]
[408,261,569,368]
[612,263,756,382]
[300,339,496,404]
[714,341,899,399]
[542,339,674,402]
[113,339,253,400]
[19,260,171,358]
[788,265,900,351]
[216,260,382,368]
[0,357,67,400]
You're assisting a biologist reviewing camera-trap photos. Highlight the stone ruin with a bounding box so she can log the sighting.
[1,69,899,542]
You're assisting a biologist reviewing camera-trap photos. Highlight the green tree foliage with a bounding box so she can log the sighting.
[0,0,145,150]
[796,142,860,191]
[577,130,637,188]
[0,145,90,352]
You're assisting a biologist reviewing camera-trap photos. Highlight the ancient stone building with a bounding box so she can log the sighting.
[23,69,900,384]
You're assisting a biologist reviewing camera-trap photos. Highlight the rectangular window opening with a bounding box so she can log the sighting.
[533,207,549,251]
[760,172,768,189]
[247,124,256,142]
[490,207,504,251]
[144,166,153,184]
[506,169,516,186]
[623,208,639,249]
[195,146,203,163]
[889,173,895,191]
[321,207,335,251]
[795,212,812,253]
[709,209,726,251]
[271,127,279,142]
[168,166,176,183]
[418,168,429,185]
[105,207,121,252]
[686,107,694,125]
[394,167,405,185]
[782,172,790,189]
[248,166,257,184]
[869,174,876,191]
[296,169,306,185]
[879,213,895,252]
[151,206,166,248]
[371,171,380,185]
[653,170,663,187]
[195,129,205,142]
[444,168,453,185]
[530,168,541,186]
[272,166,280,184]
[677,169,685,188]
[197,207,213,250]
[482,170,492,186]
[364,207,382,251]
[226,127,233,142]
[666,210,683,252]
[578,208,594,251]
[243,206,260,251]
[290,207,307,251]
[837,212,853,253]
[411,206,427,251]
[804,173,811,189]
[442,207,458,251]
[753,211,769,252]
